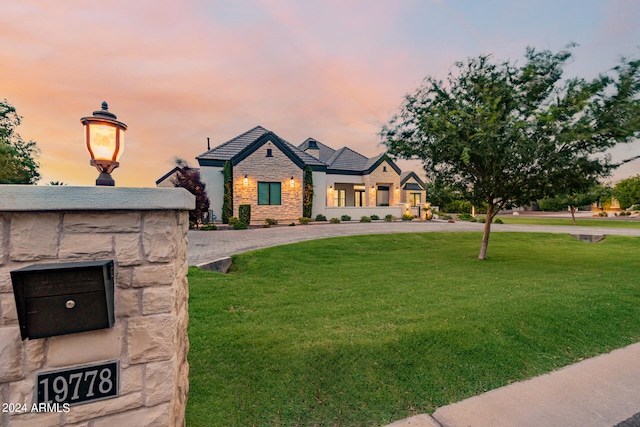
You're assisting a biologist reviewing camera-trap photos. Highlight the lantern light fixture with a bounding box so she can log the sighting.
[290,176,294,188]
[81,102,127,186]
[244,175,248,186]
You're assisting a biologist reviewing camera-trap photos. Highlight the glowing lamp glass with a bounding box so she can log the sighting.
[85,124,125,161]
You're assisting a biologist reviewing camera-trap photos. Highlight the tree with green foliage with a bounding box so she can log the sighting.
[171,159,210,228]
[382,46,640,259]
[613,175,640,209]
[539,183,610,224]
[0,100,40,184]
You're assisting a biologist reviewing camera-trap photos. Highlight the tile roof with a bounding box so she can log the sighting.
[282,140,326,168]
[298,138,336,163]
[325,147,370,172]
[196,126,270,161]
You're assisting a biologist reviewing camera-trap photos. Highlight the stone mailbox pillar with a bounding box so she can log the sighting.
[0,186,194,427]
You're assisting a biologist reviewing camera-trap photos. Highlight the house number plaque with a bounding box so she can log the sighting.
[37,360,119,406]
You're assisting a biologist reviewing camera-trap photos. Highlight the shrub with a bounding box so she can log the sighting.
[299,217,311,225]
[370,214,380,220]
[289,222,296,226]
[330,217,341,224]
[315,214,327,221]
[598,211,608,217]
[384,214,395,222]
[494,218,504,224]
[233,221,248,230]
[457,213,475,221]
[200,224,217,231]
[444,200,472,214]
[435,211,452,220]
[264,218,278,226]
[228,216,240,225]
[478,217,486,223]
[402,213,414,221]
[341,215,351,221]
[359,216,371,223]
[631,205,640,211]
[239,204,251,225]
[537,197,567,211]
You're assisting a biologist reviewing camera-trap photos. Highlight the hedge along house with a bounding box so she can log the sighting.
[192,126,427,222]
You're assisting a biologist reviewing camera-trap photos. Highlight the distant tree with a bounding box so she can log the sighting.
[542,163,611,223]
[613,175,640,209]
[545,185,608,225]
[171,159,210,228]
[0,100,40,184]
[382,46,640,259]
[423,178,458,210]
[49,181,67,185]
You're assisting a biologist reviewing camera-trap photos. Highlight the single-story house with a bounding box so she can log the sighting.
[159,126,427,222]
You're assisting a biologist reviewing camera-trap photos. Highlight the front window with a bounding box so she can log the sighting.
[258,182,281,205]
[333,189,346,207]
[377,185,390,206]
[410,193,421,206]
[354,184,365,207]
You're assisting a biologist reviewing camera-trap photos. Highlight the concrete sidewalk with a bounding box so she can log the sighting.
[388,342,640,427]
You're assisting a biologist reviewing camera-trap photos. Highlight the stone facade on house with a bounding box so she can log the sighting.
[362,161,402,207]
[0,186,193,427]
[233,143,303,220]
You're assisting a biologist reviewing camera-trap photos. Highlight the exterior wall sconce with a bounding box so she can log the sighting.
[243,175,248,186]
[328,185,333,193]
[290,176,295,188]
[81,102,127,186]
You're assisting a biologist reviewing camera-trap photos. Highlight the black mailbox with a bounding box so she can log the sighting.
[10,260,115,340]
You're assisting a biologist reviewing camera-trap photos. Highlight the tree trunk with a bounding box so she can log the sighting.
[569,206,577,225]
[478,204,495,260]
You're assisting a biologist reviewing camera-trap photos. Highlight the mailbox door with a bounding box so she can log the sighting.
[26,291,112,339]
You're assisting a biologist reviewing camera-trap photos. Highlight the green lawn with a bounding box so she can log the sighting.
[495,215,640,228]
[187,232,640,427]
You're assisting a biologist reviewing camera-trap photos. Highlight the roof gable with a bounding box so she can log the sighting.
[196,126,325,170]
[400,171,426,189]
[364,153,402,175]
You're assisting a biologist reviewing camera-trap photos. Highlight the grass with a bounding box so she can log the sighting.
[495,215,640,228]
[187,232,640,426]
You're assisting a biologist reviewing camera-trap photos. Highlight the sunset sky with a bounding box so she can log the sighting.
[1,0,639,187]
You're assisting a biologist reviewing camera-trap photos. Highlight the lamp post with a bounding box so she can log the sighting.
[81,102,127,186]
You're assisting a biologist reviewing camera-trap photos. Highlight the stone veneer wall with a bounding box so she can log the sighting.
[233,143,303,221]
[363,161,401,207]
[0,186,194,427]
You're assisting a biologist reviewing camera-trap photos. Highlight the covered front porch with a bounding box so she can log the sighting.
[327,182,400,208]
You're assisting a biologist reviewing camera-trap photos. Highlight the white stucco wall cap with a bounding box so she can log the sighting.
[0,185,195,211]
